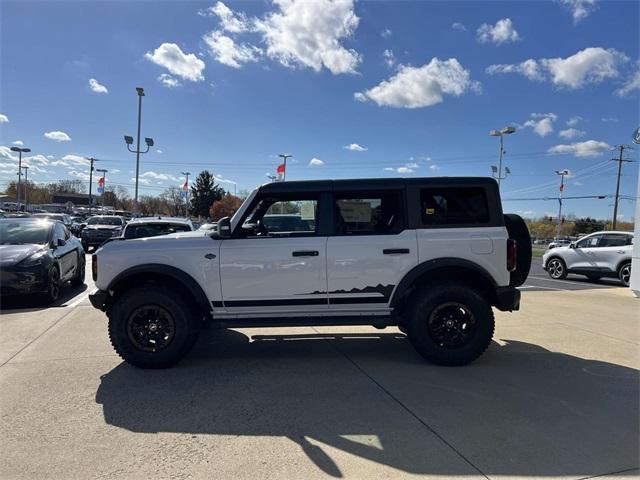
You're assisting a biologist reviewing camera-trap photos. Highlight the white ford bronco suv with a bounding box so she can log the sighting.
[89,177,531,368]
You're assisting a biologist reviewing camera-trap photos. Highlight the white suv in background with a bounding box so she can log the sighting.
[542,231,633,286]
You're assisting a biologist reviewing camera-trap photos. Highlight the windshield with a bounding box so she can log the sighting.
[0,221,51,245]
[87,216,123,226]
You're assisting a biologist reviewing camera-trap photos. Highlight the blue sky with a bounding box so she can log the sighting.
[1,0,638,220]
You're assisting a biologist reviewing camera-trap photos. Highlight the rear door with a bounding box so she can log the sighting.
[326,186,417,310]
[593,233,632,271]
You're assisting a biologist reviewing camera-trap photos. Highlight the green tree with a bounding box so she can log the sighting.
[188,171,224,218]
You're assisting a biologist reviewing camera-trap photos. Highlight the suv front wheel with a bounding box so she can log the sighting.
[546,258,567,280]
[405,283,495,366]
[108,286,200,368]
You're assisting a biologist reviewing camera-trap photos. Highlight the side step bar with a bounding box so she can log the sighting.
[216,315,400,329]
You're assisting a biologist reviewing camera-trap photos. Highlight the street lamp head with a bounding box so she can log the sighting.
[124,135,134,145]
[136,87,145,97]
[555,169,570,175]
[489,129,501,137]
[501,126,516,135]
[505,166,511,174]
[491,165,498,173]
[144,137,154,147]
[10,146,20,152]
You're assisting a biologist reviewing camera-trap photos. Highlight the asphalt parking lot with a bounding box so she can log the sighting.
[1,254,638,479]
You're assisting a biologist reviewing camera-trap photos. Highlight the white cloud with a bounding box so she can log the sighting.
[566,115,583,126]
[523,113,557,137]
[559,0,597,24]
[51,160,70,167]
[486,47,627,89]
[70,170,91,181]
[12,140,24,146]
[548,140,611,157]
[44,131,71,142]
[0,146,18,161]
[157,73,182,88]
[156,149,163,154]
[615,69,640,97]
[205,1,250,33]
[429,164,440,171]
[145,43,205,82]
[381,28,392,38]
[558,128,586,139]
[344,143,367,152]
[133,177,152,186]
[396,166,413,173]
[601,117,618,122]
[477,18,520,45]
[61,154,89,166]
[88,78,108,94]
[355,57,479,109]
[309,158,325,167]
[254,0,361,75]
[24,154,49,165]
[451,22,467,31]
[382,49,395,68]
[140,171,179,181]
[0,114,8,123]
[111,169,121,174]
[203,30,262,68]
[485,59,543,81]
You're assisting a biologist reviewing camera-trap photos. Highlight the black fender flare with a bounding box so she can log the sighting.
[390,258,498,308]
[107,264,211,314]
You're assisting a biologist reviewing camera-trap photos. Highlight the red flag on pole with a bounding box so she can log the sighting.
[276,163,285,181]
[559,182,564,192]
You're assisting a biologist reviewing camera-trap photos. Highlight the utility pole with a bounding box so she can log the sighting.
[278,154,292,181]
[87,157,98,215]
[555,169,569,240]
[96,168,108,213]
[10,146,30,210]
[181,171,190,217]
[21,166,29,211]
[611,145,633,230]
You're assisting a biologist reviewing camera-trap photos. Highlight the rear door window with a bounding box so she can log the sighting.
[599,234,630,247]
[334,191,404,235]
[420,187,489,226]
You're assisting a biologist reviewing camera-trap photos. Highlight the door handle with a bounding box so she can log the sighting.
[292,250,319,257]
[383,248,410,255]
[204,253,217,259]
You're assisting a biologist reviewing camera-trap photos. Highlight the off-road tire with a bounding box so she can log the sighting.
[504,214,532,287]
[406,283,495,366]
[546,257,567,280]
[71,252,85,287]
[108,286,200,369]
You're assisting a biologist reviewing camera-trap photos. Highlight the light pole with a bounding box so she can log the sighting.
[87,157,99,215]
[21,166,29,211]
[489,126,516,187]
[555,169,570,240]
[96,168,108,212]
[124,87,154,213]
[10,146,30,209]
[278,153,292,181]
[180,171,190,217]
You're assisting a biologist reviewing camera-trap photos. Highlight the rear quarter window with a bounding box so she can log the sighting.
[420,187,490,226]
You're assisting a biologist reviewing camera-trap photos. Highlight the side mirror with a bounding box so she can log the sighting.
[217,217,232,238]
[57,238,66,247]
[569,242,576,249]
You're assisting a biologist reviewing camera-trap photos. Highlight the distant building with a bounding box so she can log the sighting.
[51,192,97,206]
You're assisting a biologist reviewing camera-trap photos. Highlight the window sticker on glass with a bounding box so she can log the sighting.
[339,201,372,223]
[300,202,315,220]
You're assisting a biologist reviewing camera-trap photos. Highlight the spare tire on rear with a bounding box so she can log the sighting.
[504,214,532,287]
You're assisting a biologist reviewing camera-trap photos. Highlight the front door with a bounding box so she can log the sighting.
[219,195,329,315]
[566,234,601,271]
[327,189,418,311]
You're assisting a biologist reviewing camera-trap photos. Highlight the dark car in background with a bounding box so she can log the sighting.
[81,215,125,251]
[0,219,85,303]
[31,213,75,233]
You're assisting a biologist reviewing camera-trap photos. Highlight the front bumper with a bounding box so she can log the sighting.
[0,265,48,296]
[495,287,521,312]
[89,289,109,311]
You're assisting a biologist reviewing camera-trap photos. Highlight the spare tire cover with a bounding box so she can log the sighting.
[504,214,532,287]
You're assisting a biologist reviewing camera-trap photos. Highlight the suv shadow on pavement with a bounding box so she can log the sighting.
[0,283,88,312]
[96,329,639,478]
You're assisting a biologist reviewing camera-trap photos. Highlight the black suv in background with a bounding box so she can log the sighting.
[81,216,126,251]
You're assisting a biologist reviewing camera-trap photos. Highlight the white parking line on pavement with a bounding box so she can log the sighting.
[527,274,616,288]
[519,285,567,291]
[65,291,91,308]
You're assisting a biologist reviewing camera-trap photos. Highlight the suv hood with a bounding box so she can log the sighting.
[85,225,121,230]
[0,244,45,267]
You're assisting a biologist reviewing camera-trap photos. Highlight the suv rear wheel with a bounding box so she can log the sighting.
[619,262,631,287]
[108,286,200,368]
[405,283,495,366]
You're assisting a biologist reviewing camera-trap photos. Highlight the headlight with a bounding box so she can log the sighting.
[19,250,48,267]
[111,228,122,237]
